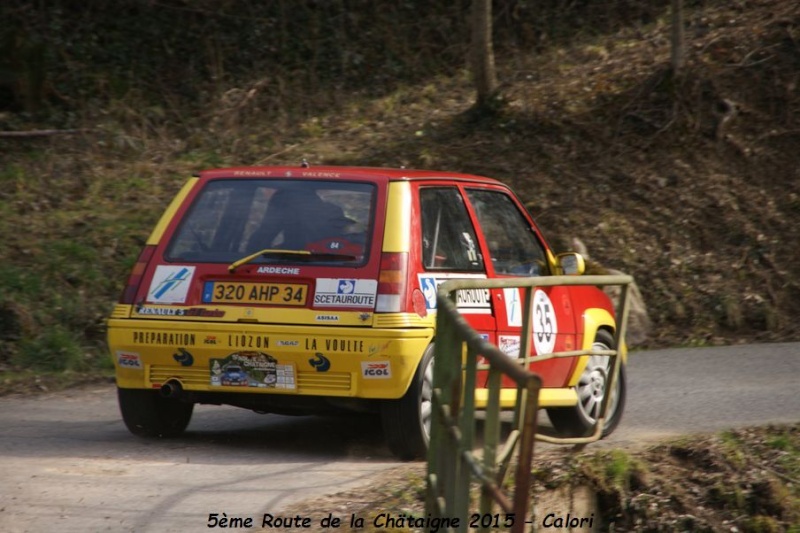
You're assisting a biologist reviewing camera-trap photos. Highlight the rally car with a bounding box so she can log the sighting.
[108,164,626,459]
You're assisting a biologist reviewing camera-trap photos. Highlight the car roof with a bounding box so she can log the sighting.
[197,165,505,186]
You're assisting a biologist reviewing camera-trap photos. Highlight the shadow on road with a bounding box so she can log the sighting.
[0,384,396,465]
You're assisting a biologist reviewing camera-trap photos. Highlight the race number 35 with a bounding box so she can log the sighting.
[533,289,558,355]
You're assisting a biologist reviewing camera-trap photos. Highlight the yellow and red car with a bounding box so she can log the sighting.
[108,165,625,459]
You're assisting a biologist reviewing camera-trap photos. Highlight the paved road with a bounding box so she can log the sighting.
[0,342,797,532]
[610,342,800,445]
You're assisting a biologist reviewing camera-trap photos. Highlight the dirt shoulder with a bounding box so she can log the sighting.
[273,424,799,532]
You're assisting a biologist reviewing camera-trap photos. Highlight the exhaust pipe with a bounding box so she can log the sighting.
[159,379,184,399]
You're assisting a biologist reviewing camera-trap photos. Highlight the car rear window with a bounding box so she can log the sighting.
[165,179,375,265]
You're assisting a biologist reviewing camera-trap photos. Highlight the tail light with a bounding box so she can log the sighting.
[375,252,408,313]
[119,245,156,304]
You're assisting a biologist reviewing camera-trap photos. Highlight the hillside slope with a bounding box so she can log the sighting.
[301,0,800,348]
[0,0,798,377]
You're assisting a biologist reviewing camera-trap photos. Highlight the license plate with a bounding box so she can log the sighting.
[202,282,307,305]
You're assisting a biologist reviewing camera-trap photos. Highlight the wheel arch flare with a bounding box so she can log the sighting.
[568,307,627,388]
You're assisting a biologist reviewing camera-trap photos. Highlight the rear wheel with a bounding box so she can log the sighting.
[380,345,434,461]
[546,330,626,438]
[117,387,194,438]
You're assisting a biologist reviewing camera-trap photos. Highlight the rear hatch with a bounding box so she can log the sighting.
[130,173,385,326]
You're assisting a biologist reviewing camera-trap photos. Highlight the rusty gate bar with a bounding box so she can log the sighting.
[425,274,632,533]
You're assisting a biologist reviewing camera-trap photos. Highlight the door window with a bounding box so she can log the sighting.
[419,187,483,272]
[466,189,549,276]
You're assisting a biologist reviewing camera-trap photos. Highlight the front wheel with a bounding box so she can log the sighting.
[380,345,434,461]
[118,387,194,438]
[546,330,626,438]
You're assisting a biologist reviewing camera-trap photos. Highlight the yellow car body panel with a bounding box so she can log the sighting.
[381,181,412,253]
[475,387,579,409]
[110,316,433,400]
[146,177,198,245]
[567,307,626,388]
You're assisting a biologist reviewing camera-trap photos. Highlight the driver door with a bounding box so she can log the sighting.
[465,188,578,387]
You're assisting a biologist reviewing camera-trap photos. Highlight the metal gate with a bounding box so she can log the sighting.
[425,275,632,533]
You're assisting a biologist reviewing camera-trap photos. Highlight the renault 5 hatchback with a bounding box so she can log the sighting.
[108,164,626,460]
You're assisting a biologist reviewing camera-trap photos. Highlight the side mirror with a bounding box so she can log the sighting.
[557,252,585,276]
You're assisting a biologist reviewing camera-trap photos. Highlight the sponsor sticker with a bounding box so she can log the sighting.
[498,335,521,358]
[210,351,296,390]
[313,279,377,308]
[173,348,194,366]
[184,308,225,317]
[503,288,523,327]
[135,306,185,316]
[308,353,331,372]
[417,274,490,314]
[116,351,142,369]
[361,361,391,379]
[419,275,438,309]
[256,266,301,275]
[134,306,225,317]
[228,334,271,349]
[305,338,365,353]
[455,287,491,313]
[147,265,195,303]
[276,339,299,347]
[132,331,196,346]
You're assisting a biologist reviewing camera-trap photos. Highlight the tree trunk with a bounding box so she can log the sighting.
[470,0,498,107]
[671,0,685,73]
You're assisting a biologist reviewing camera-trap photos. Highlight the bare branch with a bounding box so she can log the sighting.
[0,129,91,138]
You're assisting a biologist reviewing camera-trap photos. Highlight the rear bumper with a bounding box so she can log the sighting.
[108,318,433,400]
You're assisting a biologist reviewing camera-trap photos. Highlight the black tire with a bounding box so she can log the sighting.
[380,345,434,461]
[117,387,194,438]
[546,330,626,438]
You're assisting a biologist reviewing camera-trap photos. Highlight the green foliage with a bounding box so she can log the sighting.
[767,430,800,476]
[13,326,86,372]
[767,433,792,451]
[0,265,44,298]
[604,450,634,489]
[708,480,746,511]
[579,448,646,494]
[719,430,747,469]
[742,515,782,533]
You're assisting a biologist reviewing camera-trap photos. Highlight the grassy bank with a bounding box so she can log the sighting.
[274,424,800,532]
